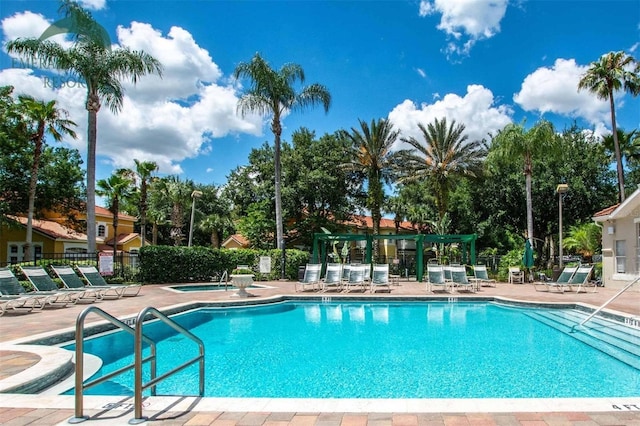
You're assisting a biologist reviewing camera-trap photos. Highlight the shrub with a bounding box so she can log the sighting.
[138,245,309,283]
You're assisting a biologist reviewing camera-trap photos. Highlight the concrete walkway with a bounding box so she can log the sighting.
[0,279,639,425]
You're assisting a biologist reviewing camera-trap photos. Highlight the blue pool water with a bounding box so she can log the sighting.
[64,301,640,398]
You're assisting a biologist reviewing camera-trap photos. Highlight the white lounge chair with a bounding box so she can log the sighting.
[295,264,321,292]
[567,265,595,293]
[75,265,141,297]
[427,265,449,293]
[450,265,475,293]
[321,263,343,292]
[472,265,496,288]
[370,264,391,293]
[533,265,577,293]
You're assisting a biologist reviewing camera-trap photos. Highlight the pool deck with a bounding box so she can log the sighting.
[0,279,639,425]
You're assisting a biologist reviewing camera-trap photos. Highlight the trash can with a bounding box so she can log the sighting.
[298,265,306,281]
[552,268,561,281]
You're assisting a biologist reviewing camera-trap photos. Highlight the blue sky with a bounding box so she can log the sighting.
[1,0,639,188]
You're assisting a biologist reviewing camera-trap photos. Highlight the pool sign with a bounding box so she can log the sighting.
[259,256,271,274]
[99,252,114,276]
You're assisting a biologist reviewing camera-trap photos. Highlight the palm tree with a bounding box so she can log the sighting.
[7,0,163,253]
[396,117,486,220]
[602,128,640,165]
[96,170,133,261]
[132,160,158,246]
[488,120,556,247]
[341,118,399,258]
[17,95,76,262]
[153,176,193,246]
[233,53,331,278]
[563,222,601,263]
[199,213,234,248]
[578,51,640,202]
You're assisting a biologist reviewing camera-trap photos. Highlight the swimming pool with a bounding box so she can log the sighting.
[64,301,640,399]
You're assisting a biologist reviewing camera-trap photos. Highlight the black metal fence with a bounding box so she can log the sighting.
[1,251,140,281]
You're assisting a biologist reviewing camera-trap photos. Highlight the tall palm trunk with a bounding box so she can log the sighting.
[272,115,286,279]
[608,86,625,202]
[24,124,45,263]
[86,93,100,253]
[140,181,148,246]
[524,153,534,246]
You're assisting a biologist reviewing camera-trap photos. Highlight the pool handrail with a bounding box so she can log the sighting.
[571,275,640,332]
[132,306,205,424]
[70,306,157,424]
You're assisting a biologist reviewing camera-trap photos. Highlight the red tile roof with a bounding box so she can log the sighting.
[95,206,137,221]
[341,214,417,231]
[8,215,86,241]
[593,204,619,218]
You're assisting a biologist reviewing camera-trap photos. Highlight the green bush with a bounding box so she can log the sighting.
[138,245,309,283]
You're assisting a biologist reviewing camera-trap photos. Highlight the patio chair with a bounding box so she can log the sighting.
[370,264,391,293]
[533,265,577,293]
[567,265,595,293]
[344,264,366,292]
[20,266,92,304]
[295,264,321,292]
[0,268,45,315]
[472,265,496,288]
[508,267,525,284]
[52,265,121,300]
[75,265,142,297]
[340,264,351,285]
[321,263,343,292]
[13,266,77,307]
[450,265,475,293]
[427,265,449,293]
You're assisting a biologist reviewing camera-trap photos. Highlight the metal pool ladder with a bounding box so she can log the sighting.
[571,275,640,333]
[69,306,205,424]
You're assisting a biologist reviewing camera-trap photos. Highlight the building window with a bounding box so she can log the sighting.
[98,224,106,237]
[615,240,626,273]
[6,243,43,264]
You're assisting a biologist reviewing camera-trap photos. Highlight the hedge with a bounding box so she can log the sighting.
[138,245,310,284]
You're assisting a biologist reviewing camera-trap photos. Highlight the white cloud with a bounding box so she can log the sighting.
[1,11,70,47]
[419,0,508,58]
[513,58,611,131]
[388,84,513,148]
[416,68,426,78]
[1,12,263,176]
[79,0,107,10]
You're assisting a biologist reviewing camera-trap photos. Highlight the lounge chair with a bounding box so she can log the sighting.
[52,265,120,300]
[533,265,577,293]
[508,267,524,284]
[295,264,321,292]
[344,264,366,292]
[427,265,449,293]
[321,263,343,292]
[567,265,595,293]
[450,265,475,293]
[472,265,496,288]
[20,266,94,304]
[340,264,351,285]
[370,264,391,293]
[0,268,45,315]
[75,265,141,297]
[11,267,76,307]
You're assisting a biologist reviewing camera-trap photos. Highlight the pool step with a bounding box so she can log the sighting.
[526,310,640,370]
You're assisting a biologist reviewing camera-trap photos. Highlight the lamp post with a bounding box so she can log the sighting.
[556,184,569,269]
[188,190,203,247]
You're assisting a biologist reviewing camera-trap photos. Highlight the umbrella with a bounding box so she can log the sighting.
[523,240,534,281]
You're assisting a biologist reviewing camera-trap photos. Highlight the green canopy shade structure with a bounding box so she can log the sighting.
[311,233,477,282]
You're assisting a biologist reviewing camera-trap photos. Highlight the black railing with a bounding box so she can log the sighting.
[1,251,139,280]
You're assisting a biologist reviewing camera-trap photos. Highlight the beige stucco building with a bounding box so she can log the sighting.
[593,187,640,291]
